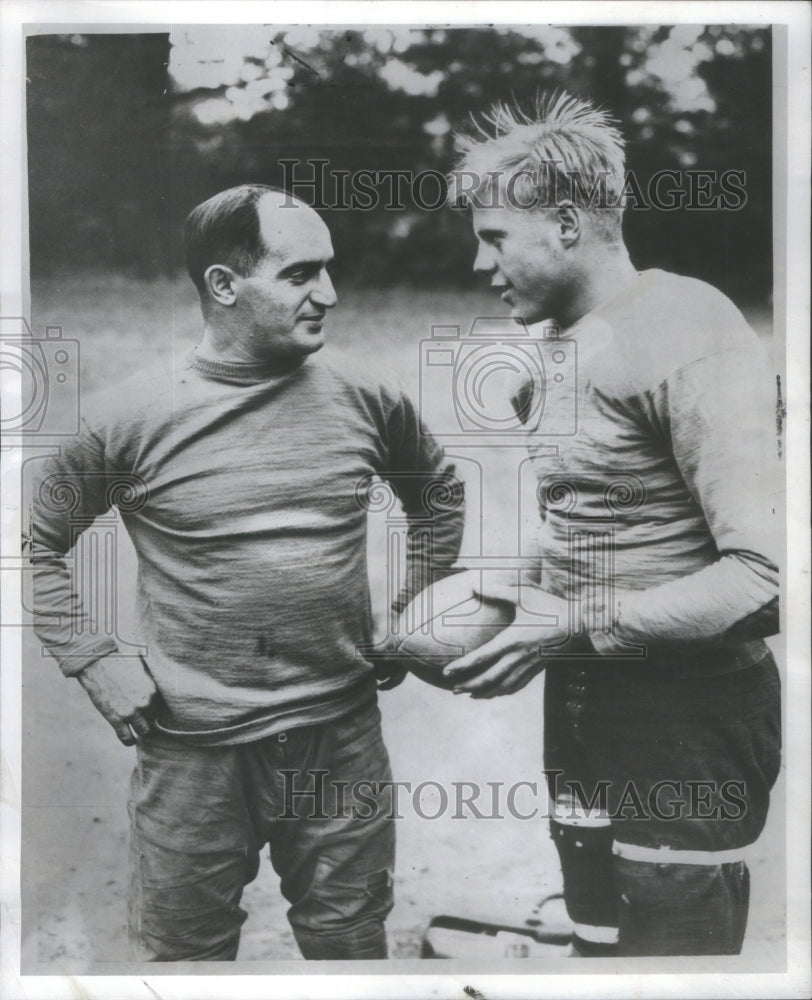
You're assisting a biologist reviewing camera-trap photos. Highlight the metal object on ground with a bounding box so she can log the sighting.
[421,894,573,959]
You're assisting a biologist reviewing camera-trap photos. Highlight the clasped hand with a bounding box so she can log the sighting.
[443,582,577,698]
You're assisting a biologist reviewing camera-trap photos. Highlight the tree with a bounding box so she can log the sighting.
[26,25,773,303]
[27,33,172,276]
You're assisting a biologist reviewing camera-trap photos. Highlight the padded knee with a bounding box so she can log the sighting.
[550,812,618,956]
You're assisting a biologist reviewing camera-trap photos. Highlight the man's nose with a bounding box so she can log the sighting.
[311,270,337,309]
[473,244,496,276]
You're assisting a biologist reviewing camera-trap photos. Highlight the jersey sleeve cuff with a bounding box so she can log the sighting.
[582,594,632,655]
[56,641,120,678]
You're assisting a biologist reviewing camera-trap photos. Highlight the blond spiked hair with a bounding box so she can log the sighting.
[449,92,627,240]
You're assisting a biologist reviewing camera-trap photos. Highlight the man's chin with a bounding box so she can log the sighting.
[507,304,539,325]
[508,302,551,326]
[268,334,325,367]
[298,335,326,355]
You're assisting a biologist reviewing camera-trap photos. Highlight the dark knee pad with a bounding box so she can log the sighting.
[614,856,750,956]
[550,818,618,955]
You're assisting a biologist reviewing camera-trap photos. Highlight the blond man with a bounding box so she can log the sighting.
[445,94,780,957]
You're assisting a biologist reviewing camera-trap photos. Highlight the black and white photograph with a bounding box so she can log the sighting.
[1,2,809,999]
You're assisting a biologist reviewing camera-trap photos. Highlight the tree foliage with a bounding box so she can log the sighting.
[27,26,772,301]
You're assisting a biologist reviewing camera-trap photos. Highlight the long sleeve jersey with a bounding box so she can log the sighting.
[516,269,780,669]
[30,349,464,743]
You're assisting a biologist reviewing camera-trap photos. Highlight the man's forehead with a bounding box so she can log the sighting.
[471,200,549,236]
[471,203,521,232]
[256,194,332,260]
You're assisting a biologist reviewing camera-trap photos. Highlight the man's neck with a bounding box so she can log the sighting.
[196,319,304,375]
[197,319,258,365]
[563,248,638,330]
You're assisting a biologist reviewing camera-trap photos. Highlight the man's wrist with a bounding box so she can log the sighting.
[75,654,111,687]
[62,645,119,680]
[581,594,629,654]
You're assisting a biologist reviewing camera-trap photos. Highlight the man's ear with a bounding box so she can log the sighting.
[555,202,580,247]
[204,264,238,306]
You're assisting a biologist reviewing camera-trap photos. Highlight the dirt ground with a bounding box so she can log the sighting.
[18,280,787,974]
[20,626,786,971]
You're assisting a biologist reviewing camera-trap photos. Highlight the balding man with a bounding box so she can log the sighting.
[30,185,464,961]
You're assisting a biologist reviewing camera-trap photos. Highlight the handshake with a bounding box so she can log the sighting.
[372,569,586,699]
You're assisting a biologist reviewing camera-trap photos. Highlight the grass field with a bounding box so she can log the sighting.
[30,273,503,396]
[21,275,784,970]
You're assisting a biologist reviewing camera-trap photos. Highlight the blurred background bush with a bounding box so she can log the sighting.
[26,24,771,305]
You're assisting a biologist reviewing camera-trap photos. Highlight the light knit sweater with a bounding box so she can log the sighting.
[30,349,464,743]
[516,269,780,668]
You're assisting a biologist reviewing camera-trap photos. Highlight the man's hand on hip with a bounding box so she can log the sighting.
[76,655,159,745]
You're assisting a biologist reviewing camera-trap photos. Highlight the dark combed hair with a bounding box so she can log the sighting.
[184,183,286,293]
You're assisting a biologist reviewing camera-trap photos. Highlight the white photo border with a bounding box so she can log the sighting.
[1,2,809,999]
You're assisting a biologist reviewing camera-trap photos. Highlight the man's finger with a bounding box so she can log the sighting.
[128,711,152,738]
[478,580,567,617]
[455,645,545,695]
[453,652,523,693]
[113,721,136,746]
[469,665,540,699]
[443,653,494,679]
[377,665,409,690]
[444,632,516,678]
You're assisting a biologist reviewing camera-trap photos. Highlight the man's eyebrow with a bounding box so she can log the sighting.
[278,256,334,275]
[475,228,506,241]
